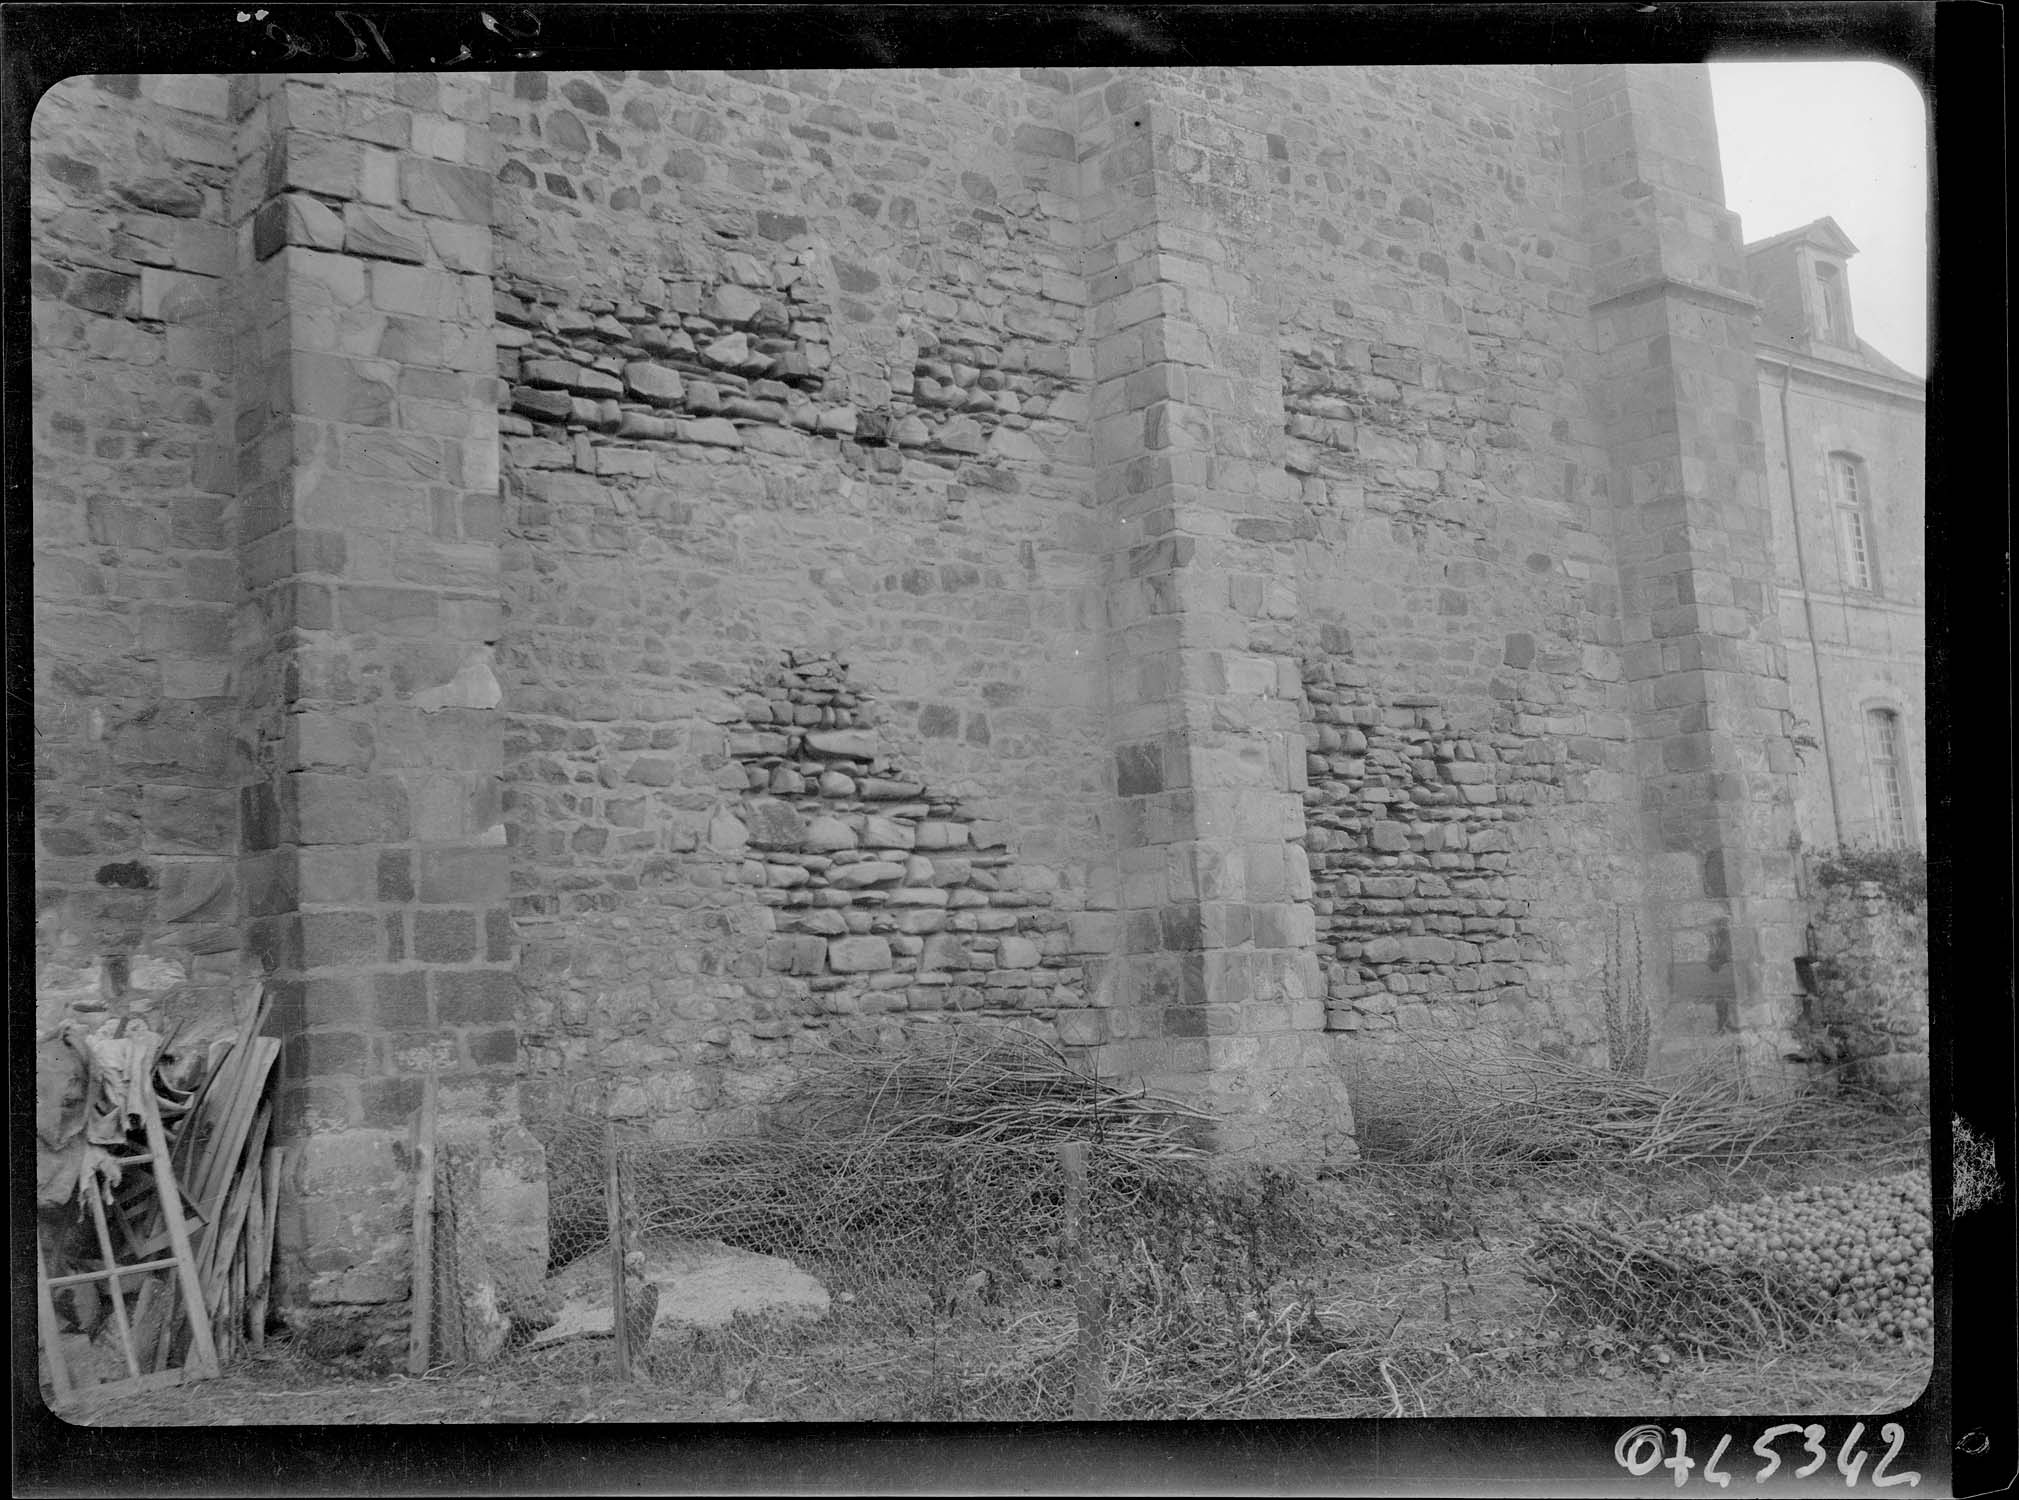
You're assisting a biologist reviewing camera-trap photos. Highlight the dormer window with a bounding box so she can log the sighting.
[1815,261,1852,345]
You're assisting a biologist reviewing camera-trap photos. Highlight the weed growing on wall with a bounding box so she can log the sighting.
[1604,905,1650,1079]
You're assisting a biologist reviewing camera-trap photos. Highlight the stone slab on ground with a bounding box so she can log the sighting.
[528,1235,830,1346]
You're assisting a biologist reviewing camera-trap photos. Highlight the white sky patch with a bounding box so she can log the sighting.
[1709,60,1929,377]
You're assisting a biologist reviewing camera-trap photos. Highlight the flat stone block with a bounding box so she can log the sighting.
[624,361,684,404]
[830,860,905,889]
[680,417,742,447]
[805,729,878,758]
[828,935,893,973]
[399,156,492,221]
[343,203,427,264]
[418,846,509,903]
[803,816,857,851]
[291,773,411,845]
[998,936,1040,969]
[435,969,520,1024]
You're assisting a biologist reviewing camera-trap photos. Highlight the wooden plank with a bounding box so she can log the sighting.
[406,1076,439,1376]
[248,1146,284,1351]
[193,1037,277,1229]
[129,1277,162,1371]
[172,984,270,1186]
[141,1279,176,1374]
[226,1249,245,1367]
[140,1075,219,1380]
[199,1101,269,1345]
[187,1039,278,1284]
[209,1100,271,1286]
[241,1162,264,1346]
[47,1257,181,1287]
[182,1017,274,1220]
[35,1235,75,1409]
[607,1122,631,1380]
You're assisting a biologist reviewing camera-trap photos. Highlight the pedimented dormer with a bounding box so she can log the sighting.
[1744,216,1864,357]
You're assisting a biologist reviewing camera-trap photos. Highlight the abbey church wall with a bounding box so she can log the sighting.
[33,65,1834,1319]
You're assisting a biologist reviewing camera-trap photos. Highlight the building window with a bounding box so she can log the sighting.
[1815,262,1851,344]
[1864,708,1911,847]
[1831,453,1877,592]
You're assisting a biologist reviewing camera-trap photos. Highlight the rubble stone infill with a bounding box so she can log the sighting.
[712,652,1083,1024]
[1300,660,1573,1035]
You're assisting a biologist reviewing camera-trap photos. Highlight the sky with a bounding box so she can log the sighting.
[1708,61,1930,377]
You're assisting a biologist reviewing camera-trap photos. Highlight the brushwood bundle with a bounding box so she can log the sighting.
[1350,1037,1842,1169]
[1528,1209,1835,1355]
[548,1027,1215,1285]
[764,1025,1213,1163]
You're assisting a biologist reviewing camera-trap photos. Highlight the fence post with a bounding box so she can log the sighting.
[406,1074,438,1375]
[605,1118,631,1381]
[1057,1140,1105,1419]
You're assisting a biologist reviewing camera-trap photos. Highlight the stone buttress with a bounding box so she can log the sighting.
[1073,70,1350,1154]
[1564,63,1805,1069]
[229,73,544,1326]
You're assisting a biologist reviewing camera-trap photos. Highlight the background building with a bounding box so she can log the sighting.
[1749,219,1926,853]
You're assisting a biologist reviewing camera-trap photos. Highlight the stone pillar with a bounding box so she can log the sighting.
[1075,70,1350,1156]
[1568,64,1805,1069]
[232,73,542,1326]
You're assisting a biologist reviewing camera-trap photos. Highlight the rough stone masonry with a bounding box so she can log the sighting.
[32,65,1812,1325]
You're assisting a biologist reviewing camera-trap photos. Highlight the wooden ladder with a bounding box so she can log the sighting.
[35,1065,220,1407]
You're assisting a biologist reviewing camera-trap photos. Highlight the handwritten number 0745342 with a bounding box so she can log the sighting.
[1614,1422,1919,1487]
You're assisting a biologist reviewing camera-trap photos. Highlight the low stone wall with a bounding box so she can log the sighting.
[1802,876,1928,1102]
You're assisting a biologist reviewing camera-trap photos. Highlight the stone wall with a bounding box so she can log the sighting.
[487,68,1116,1134]
[31,74,255,1033]
[1301,664,1600,1047]
[1190,65,1651,1060]
[34,64,1833,1320]
[1801,878,1928,1101]
[32,70,546,1344]
[1567,64,1806,1072]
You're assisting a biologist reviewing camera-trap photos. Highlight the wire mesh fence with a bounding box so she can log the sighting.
[410,1025,1932,1420]
[414,1026,1218,1415]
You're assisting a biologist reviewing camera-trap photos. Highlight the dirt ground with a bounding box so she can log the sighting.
[42,1154,1933,1429]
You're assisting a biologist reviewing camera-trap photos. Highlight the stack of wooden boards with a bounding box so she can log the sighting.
[35,988,287,1403]
[164,988,285,1370]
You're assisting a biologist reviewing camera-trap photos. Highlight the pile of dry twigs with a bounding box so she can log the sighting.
[764,1024,1212,1160]
[571,1026,1212,1278]
[1528,1209,1834,1355]
[1349,1036,1840,1170]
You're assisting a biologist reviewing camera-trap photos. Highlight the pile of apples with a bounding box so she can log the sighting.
[1666,1169,1933,1343]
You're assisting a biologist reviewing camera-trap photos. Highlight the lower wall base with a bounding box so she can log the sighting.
[279,1119,549,1330]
